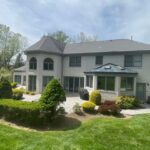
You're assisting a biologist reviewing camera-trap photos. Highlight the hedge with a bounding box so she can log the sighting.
[0,100,52,127]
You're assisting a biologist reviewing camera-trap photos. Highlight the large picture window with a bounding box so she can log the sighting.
[121,77,134,91]
[69,56,81,67]
[97,76,115,91]
[125,55,142,67]
[43,58,53,70]
[29,57,37,70]
[86,75,93,88]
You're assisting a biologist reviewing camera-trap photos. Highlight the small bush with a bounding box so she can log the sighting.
[25,91,35,95]
[81,101,96,113]
[73,103,83,115]
[11,82,17,88]
[116,96,139,109]
[0,79,12,98]
[25,91,30,94]
[79,89,89,100]
[30,92,35,95]
[98,100,120,115]
[89,90,101,105]
[0,99,51,127]
[12,89,23,100]
[40,79,66,114]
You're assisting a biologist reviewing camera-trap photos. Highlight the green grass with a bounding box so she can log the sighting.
[0,114,150,150]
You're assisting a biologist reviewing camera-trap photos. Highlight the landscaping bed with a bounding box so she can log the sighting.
[0,99,51,127]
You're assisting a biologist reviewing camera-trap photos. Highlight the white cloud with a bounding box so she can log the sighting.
[0,0,150,44]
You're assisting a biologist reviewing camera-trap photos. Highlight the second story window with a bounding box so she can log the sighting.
[29,57,37,70]
[96,56,103,65]
[43,58,53,70]
[69,56,81,67]
[125,55,142,67]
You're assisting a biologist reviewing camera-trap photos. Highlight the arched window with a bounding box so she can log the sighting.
[29,57,37,70]
[43,58,53,70]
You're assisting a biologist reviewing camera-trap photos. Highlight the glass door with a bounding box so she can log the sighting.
[28,75,36,91]
[74,77,79,92]
[69,77,74,92]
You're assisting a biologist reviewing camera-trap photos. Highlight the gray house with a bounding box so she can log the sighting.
[13,36,150,102]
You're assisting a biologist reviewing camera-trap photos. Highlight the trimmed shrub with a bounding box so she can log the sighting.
[25,91,35,95]
[89,90,101,105]
[11,82,17,88]
[81,101,96,112]
[79,89,89,100]
[0,99,50,127]
[73,103,83,115]
[30,92,35,95]
[98,100,121,115]
[12,89,23,100]
[116,96,139,109]
[0,79,12,98]
[40,79,66,113]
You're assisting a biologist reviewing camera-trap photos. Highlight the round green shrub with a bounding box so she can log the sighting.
[11,82,17,88]
[81,101,96,112]
[12,89,23,100]
[40,79,66,113]
[116,96,139,109]
[0,78,12,98]
[89,90,101,105]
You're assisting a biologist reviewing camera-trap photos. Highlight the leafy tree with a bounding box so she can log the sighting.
[77,32,98,42]
[14,53,25,68]
[0,24,27,68]
[48,31,70,43]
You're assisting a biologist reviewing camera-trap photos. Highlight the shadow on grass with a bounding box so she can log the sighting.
[2,115,81,131]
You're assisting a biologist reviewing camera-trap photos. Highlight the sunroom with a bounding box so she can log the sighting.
[84,63,137,101]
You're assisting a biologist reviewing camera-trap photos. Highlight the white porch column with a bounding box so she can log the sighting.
[84,75,86,88]
[93,75,97,90]
[21,74,24,85]
[115,76,121,96]
[133,77,137,96]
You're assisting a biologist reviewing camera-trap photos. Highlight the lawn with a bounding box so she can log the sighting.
[0,114,150,150]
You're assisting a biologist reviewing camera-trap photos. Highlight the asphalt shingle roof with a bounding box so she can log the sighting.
[25,36,65,54]
[24,37,150,55]
[84,63,137,75]
[64,39,150,54]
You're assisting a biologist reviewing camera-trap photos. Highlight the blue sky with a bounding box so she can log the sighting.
[0,0,150,44]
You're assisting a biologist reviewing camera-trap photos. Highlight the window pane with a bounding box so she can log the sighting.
[97,76,105,90]
[125,55,142,67]
[29,75,36,91]
[126,77,133,90]
[64,77,69,90]
[133,55,142,67]
[86,75,93,88]
[43,58,53,70]
[69,56,81,67]
[80,77,84,88]
[106,77,115,91]
[29,58,37,69]
[125,55,133,67]
[43,76,53,88]
[15,75,21,84]
[96,56,103,65]
[121,77,134,91]
[121,77,126,89]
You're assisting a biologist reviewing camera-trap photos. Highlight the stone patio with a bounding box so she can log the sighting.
[22,93,150,115]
